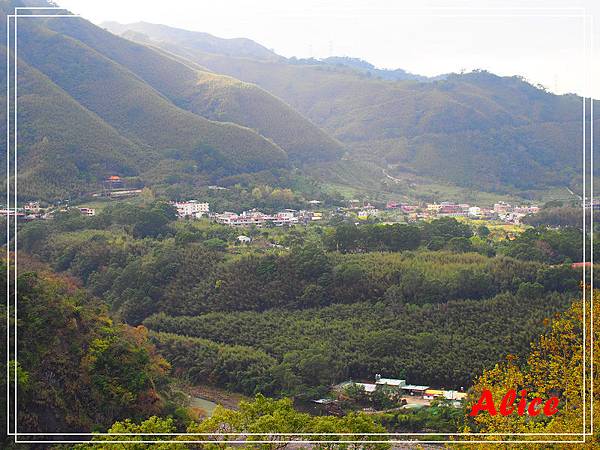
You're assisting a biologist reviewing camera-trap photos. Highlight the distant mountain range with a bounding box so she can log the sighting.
[104,20,599,198]
[0,0,597,201]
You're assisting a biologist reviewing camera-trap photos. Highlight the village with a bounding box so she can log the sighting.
[0,174,559,227]
[167,198,543,227]
[1,197,547,227]
[311,374,468,415]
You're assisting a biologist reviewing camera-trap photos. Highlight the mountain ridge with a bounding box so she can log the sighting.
[105,20,598,195]
[0,1,345,199]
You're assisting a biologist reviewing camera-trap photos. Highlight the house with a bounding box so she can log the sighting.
[216,210,300,227]
[423,389,445,400]
[572,262,593,268]
[78,207,96,217]
[105,175,123,189]
[493,202,511,214]
[427,203,442,213]
[272,211,298,226]
[401,205,418,213]
[443,390,467,401]
[216,211,269,227]
[400,384,430,396]
[438,203,465,217]
[0,209,26,220]
[468,206,482,218]
[24,202,41,213]
[237,235,251,244]
[424,389,467,402]
[334,381,377,394]
[375,375,406,388]
[108,189,142,198]
[172,200,209,218]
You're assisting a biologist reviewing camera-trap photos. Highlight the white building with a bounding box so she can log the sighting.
[78,207,96,217]
[375,374,406,388]
[215,210,299,227]
[468,206,482,218]
[272,211,299,226]
[172,200,209,218]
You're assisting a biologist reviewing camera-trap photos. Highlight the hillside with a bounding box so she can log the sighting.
[44,16,344,164]
[107,21,599,196]
[0,2,343,200]
[0,46,149,199]
[102,21,281,61]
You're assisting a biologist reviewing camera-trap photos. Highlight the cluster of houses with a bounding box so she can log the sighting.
[321,374,467,410]
[169,200,324,227]
[209,209,323,228]
[169,199,325,227]
[214,209,323,227]
[0,202,97,221]
[374,200,539,224]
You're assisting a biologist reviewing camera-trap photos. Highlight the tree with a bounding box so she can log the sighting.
[186,394,390,449]
[476,225,490,238]
[80,416,179,449]
[463,294,600,446]
[422,218,472,245]
[446,237,473,253]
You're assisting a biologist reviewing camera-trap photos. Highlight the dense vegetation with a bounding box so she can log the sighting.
[0,258,184,433]
[461,296,599,445]
[15,203,592,404]
[84,395,390,449]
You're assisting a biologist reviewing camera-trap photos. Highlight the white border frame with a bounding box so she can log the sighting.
[4,4,595,445]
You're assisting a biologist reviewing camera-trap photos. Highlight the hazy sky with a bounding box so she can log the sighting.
[55,0,600,97]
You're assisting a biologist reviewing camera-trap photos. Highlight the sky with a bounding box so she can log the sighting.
[56,0,600,98]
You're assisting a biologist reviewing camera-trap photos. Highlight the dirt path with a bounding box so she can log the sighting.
[188,384,251,410]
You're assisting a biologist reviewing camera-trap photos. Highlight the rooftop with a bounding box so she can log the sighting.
[375,378,406,387]
[401,384,430,391]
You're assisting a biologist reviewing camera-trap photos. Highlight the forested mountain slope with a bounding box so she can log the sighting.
[0,1,343,200]
[107,21,599,194]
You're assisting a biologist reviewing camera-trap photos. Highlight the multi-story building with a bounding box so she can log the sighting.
[215,210,301,227]
[172,200,210,218]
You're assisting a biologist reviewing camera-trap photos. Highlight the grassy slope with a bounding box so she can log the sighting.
[47,18,343,164]
[16,20,288,174]
[0,47,148,199]
[102,21,280,61]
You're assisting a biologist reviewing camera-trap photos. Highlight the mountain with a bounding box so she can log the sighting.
[321,56,442,82]
[0,1,343,200]
[107,21,599,196]
[101,21,281,61]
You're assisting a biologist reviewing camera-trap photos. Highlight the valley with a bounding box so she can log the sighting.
[1,0,598,446]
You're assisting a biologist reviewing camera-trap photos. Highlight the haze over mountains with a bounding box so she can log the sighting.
[105,21,599,198]
[1,0,597,201]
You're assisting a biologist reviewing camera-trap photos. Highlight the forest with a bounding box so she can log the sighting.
[12,202,593,402]
[1,192,596,448]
